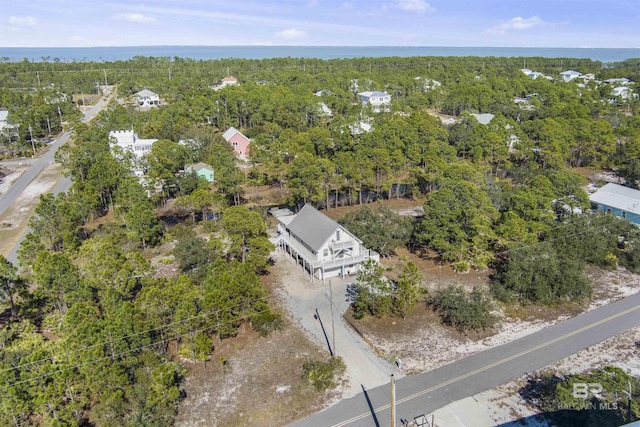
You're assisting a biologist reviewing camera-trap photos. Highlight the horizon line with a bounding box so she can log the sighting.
[2,45,639,50]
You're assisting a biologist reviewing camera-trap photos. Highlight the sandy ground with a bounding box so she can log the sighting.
[431,325,640,427]
[0,163,62,257]
[361,265,640,377]
[271,249,399,398]
[0,166,28,196]
[270,204,640,425]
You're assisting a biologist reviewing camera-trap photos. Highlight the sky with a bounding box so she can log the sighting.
[0,0,639,48]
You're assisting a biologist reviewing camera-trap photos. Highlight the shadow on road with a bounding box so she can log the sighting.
[361,384,381,427]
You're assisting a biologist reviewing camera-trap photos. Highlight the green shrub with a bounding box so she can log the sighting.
[302,357,346,391]
[452,261,470,273]
[431,285,496,332]
[251,311,284,337]
[521,367,640,425]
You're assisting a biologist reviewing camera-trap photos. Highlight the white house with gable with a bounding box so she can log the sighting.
[135,89,160,107]
[276,204,380,281]
[358,91,392,113]
[108,129,159,172]
[560,70,583,82]
[0,110,19,138]
[212,76,239,91]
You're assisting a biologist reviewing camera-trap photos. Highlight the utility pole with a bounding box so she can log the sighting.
[57,104,62,131]
[103,68,108,85]
[390,374,396,427]
[36,71,41,88]
[46,117,51,134]
[28,125,35,157]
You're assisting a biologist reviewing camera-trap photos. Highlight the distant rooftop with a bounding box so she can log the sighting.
[590,183,640,216]
[471,113,495,125]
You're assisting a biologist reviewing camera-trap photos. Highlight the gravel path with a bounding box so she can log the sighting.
[271,251,399,397]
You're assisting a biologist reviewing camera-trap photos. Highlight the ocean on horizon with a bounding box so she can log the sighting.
[1,46,639,63]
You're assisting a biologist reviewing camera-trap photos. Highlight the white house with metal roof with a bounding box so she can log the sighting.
[135,89,160,107]
[589,183,640,226]
[357,91,392,113]
[276,204,380,281]
[559,70,583,82]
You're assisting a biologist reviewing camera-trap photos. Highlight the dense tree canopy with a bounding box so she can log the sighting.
[1,53,639,424]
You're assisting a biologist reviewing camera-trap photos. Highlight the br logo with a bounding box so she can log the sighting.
[573,382,603,399]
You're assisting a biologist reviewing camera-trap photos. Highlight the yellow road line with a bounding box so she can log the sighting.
[333,303,640,427]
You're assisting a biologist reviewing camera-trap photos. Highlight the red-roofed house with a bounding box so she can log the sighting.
[222,127,250,160]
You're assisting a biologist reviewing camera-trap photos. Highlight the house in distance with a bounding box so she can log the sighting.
[134,89,160,108]
[275,204,380,281]
[185,162,215,182]
[222,126,250,160]
[589,183,640,226]
[357,90,392,113]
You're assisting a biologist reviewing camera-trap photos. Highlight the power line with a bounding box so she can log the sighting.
[0,293,275,376]
[0,304,276,391]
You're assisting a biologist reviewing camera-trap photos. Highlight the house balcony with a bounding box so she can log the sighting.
[330,239,354,251]
[276,230,379,271]
[313,250,380,271]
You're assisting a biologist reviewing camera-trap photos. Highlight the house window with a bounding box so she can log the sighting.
[233,142,238,147]
[606,208,612,214]
[336,230,341,241]
[323,249,328,257]
[622,211,626,218]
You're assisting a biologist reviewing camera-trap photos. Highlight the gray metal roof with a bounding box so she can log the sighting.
[590,183,640,215]
[135,89,157,97]
[286,204,340,253]
[222,126,249,142]
[186,162,213,172]
[471,113,495,125]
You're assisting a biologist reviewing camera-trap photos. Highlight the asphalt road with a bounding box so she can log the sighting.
[1,93,111,264]
[290,291,640,427]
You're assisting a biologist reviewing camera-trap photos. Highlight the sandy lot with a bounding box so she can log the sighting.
[0,166,28,196]
[0,163,63,257]
[455,325,640,427]
[174,262,350,427]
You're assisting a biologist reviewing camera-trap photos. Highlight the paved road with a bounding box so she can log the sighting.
[0,97,108,218]
[290,291,640,426]
[1,93,111,264]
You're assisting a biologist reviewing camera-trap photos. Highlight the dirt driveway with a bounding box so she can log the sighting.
[271,250,399,397]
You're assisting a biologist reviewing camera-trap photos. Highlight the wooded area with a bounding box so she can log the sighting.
[0,54,639,425]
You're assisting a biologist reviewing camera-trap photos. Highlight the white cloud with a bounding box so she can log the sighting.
[9,16,37,27]
[113,13,158,24]
[489,16,546,33]
[275,28,307,40]
[391,0,434,13]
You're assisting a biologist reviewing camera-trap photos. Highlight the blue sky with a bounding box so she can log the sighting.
[1,0,638,48]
